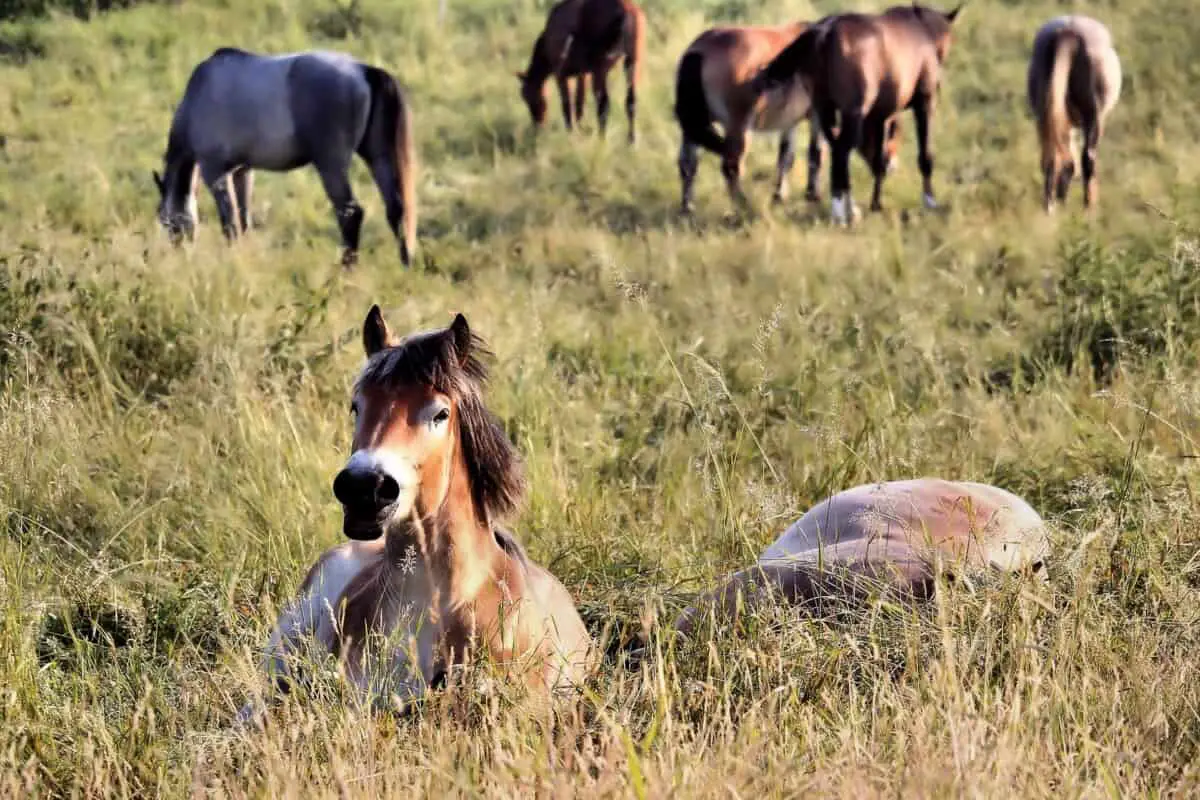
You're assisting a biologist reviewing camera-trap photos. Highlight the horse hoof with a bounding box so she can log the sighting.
[341,250,359,268]
[922,193,938,210]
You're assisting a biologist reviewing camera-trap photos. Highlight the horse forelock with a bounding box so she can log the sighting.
[355,327,526,524]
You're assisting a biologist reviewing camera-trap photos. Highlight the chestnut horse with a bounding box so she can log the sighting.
[675,479,1050,638]
[238,309,591,723]
[675,21,902,215]
[1027,16,1122,213]
[757,4,962,225]
[517,0,645,143]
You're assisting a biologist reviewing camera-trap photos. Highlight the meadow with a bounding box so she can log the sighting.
[1,0,1199,795]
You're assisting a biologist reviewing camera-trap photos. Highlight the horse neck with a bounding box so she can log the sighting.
[524,38,554,89]
[384,443,498,602]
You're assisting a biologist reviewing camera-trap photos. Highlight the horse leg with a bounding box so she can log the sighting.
[574,74,587,125]
[721,125,752,213]
[1056,130,1077,204]
[772,127,797,205]
[592,67,611,138]
[1081,120,1100,209]
[232,167,253,232]
[804,110,823,202]
[913,94,938,209]
[315,162,364,267]
[865,117,889,212]
[830,110,862,225]
[556,75,574,131]
[623,56,637,144]
[678,138,700,216]
[199,161,240,240]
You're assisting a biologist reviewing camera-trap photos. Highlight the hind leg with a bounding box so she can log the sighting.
[912,94,938,209]
[365,157,412,266]
[592,67,611,137]
[314,162,364,267]
[864,117,890,212]
[830,111,862,225]
[199,161,241,240]
[804,111,824,202]
[721,126,752,213]
[1081,122,1100,209]
[772,127,797,205]
[232,168,253,232]
[678,138,700,216]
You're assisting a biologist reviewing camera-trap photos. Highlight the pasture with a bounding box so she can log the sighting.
[1,0,1198,795]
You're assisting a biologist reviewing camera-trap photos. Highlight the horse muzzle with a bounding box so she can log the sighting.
[333,464,403,540]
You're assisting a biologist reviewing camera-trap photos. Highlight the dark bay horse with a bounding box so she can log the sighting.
[238,309,591,723]
[675,479,1050,638]
[517,0,645,143]
[757,4,962,225]
[155,48,417,266]
[674,21,902,215]
[1027,16,1122,213]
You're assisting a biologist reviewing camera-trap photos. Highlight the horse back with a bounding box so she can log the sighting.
[759,479,1049,575]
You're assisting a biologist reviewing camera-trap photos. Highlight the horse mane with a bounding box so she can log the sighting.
[356,327,526,526]
[492,526,530,568]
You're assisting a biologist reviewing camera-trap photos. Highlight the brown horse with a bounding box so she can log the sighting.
[238,309,591,723]
[1027,16,1122,213]
[675,479,1050,639]
[675,21,902,215]
[517,0,645,143]
[757,4,962,225]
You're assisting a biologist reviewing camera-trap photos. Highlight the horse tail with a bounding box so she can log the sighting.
[1041,30,1080,166]
[362,65,417,265]
[674,50,724,154]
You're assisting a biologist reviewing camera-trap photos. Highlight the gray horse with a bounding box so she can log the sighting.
[154,48,417,266]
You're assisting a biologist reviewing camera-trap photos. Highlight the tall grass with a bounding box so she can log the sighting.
[1,0,1198,795]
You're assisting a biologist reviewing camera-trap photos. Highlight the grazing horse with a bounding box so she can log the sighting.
[1027,16,1122,213]
[238,309,590,723]
[675,21,902,215]
[675,479,1050,638]
[758,4,962,225]
[154,48,417,266]
[517,0,645,143]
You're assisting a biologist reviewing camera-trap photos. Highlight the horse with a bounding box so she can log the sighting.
[675,479,1050,639]
[516,0,645,143]
[154,48,417,267]
[674,21,902,215]
[1027,16,1122,213]
[757,4,962,225]
[237,308,591,724]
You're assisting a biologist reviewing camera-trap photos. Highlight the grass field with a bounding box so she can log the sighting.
[2,0,1199,795]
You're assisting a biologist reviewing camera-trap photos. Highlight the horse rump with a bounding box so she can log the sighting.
[674,50,724,154]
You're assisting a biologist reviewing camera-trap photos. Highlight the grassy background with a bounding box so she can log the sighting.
[1,0,1198,795]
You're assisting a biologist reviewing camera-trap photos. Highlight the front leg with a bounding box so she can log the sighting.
[199,161,240,240]
[804,111,824,202]
[556,75,575,131]
[232,167,254,232]
[591,67,611,137]
[573,74,587,125]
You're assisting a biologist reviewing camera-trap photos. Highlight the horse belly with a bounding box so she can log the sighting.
[752,85,811,132]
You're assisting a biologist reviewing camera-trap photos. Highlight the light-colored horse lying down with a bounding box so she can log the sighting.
[676,478,1050,637]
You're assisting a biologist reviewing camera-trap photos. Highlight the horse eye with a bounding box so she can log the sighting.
[432,408,450,425]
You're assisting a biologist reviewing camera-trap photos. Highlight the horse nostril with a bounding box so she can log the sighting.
[376,474,400,505]
[332,468,358,506]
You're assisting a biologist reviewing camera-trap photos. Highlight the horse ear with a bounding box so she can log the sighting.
[946,3,964,22]
[515,71,527,81]
[449,313,471,363]
[152,170,164,194]
[363,304,392,357]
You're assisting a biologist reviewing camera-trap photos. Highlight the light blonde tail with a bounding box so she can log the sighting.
[1042,31,1079,170]
[395,91,417,265]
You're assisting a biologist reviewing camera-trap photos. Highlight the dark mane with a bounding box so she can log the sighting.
[357,327,526,525]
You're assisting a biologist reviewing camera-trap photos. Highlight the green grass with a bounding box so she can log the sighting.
[1,0,1199,795]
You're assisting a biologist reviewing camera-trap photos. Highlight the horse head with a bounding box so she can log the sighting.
[153,155,198,243]
[334,306,524,541]
[912,3,964,63]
